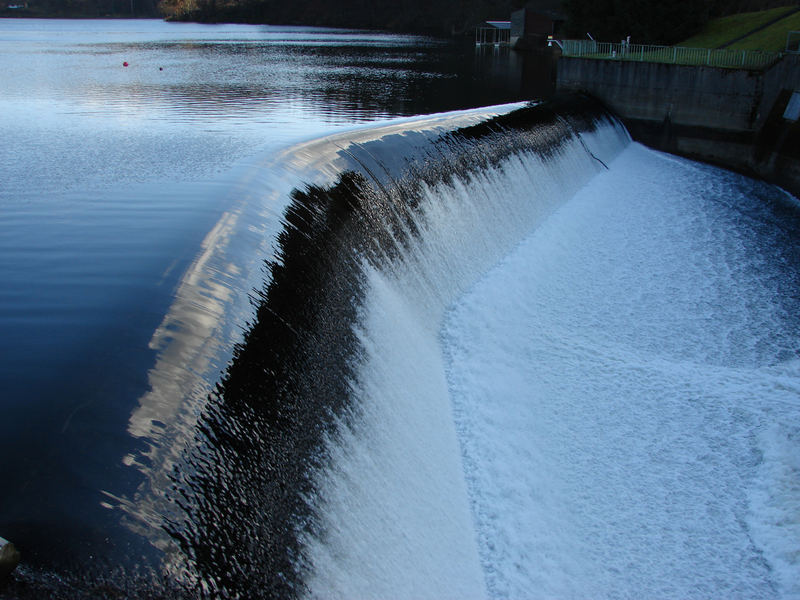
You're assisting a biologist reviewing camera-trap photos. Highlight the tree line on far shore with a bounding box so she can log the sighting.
[0,0,159,17]
[158,0,524,35]
[4,0,795,45]
[159,0,798,44]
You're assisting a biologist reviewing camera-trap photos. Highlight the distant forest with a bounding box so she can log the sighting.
[0,0,160,18]
[162,0,800,43]
[160,0,799,43]
[3,0,797,44]
[159,0,528,35]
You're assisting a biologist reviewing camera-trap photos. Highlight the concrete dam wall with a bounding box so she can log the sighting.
[556,54,800,196]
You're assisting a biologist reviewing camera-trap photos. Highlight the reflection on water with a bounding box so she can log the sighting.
[0,18,543,590]
[0,21,531,124]
[0,20,545,198]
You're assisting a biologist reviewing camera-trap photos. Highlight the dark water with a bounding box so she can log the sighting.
[0,18,550,596]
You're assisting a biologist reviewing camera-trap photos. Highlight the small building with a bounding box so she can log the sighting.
[475,21,511,46]
[511,1,565,49]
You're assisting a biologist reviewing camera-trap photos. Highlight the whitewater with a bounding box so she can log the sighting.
[443,143,800,599]
[4,74,798,596]
[295,120,800,597]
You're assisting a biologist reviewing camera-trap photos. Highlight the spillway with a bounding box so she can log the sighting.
[7,94,799,599]
[164,95,631,598]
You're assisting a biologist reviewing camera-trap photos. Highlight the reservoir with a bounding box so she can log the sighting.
[0,18,798,599]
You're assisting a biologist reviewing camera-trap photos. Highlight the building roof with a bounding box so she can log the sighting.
[485,21,512,29]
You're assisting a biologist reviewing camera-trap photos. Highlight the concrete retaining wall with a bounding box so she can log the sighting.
[556,54,800,196]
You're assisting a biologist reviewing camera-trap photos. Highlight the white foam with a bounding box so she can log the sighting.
[749,405,800,599]
[300,266,488,599]
[443,143,800,598]
[300,116,630,598]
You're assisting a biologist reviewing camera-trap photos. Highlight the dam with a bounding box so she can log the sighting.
[6,93,799,600]
[1,20,799,599]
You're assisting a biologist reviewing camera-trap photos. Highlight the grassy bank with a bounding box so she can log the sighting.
[680,5,799,51]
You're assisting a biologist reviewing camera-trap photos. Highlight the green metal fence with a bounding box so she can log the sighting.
[560,39,782,70]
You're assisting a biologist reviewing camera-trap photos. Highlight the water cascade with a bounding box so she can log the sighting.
[8,93,799,600]
[162,95,628,598]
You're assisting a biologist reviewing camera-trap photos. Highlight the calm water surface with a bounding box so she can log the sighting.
[0,18,532,573]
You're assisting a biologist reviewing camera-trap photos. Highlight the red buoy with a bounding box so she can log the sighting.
[123,61,129,67]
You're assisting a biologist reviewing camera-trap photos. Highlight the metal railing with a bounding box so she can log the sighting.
[475,26,511,46]
[559,39,782,70]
